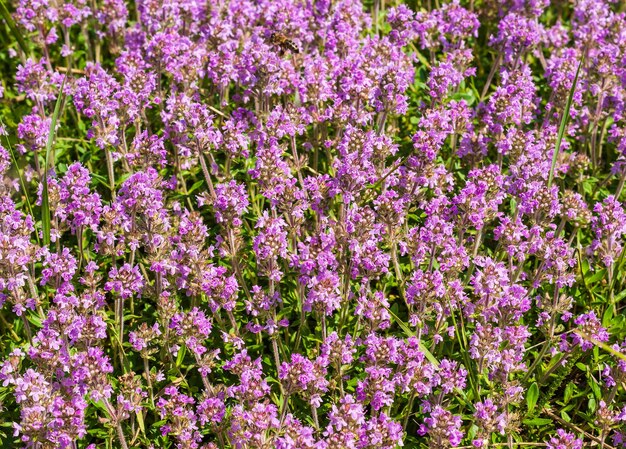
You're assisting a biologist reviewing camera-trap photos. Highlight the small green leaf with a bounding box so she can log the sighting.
[588,396,597,413]
[176,345,187,368]
[26,313,42,328]
[564,382,575,404]
[582,180,594,195]
[526,382,539,414]
[523,418,552,426]
[135,409,146,438]
[590,380,601,399]
[467,424,479,441]
[89,398,108,415]
[188,180,205,194]
[586,269,607,284]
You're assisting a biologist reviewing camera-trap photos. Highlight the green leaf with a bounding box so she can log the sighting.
[548,57,583,188]
[466,424,479,441]
[526,382,539,414]
[564,382,575,404]
[188,180,205,194]
[588,396,597,413]
[89,398,109,415]
[590,379,601,399]
[90,171,109,186]
[176,344,187,368]
[586,268,606,284]
[582,179,594,195]
[135,409,147,439]
[522,418,552,426]
[26,313,42,328]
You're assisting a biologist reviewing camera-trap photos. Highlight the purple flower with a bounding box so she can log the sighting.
[56,163,103,232]
[17,113,50,154]
[418,405,464,448]
[105,264,144,299]
[547,429,583,449]
[213,180,250,228]
[279,353,328,406]
[569,311,609,351]
[253,211,289,281]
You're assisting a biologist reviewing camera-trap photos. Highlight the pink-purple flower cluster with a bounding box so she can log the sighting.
[0,0,625,447]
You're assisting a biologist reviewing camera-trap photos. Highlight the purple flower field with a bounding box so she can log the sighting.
[0,0,626,447]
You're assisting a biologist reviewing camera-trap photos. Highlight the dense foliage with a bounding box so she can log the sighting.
[0,0,626,447]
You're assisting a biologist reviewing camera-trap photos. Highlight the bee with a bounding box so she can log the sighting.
[269,32,299,54]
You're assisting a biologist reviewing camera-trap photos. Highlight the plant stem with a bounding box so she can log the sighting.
[199,151,216,198]
[116,423,129,449]
[402,393,415,431]
[272,335,284,395]
[143,356,155,407]
[311,404,320,430]
[105,149,116,200]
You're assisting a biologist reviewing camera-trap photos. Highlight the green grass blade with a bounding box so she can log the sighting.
[0,119,40,246]
[42,76,67,247]
[573,330,626,362]
[384,305,440,367]
[548,58,583,188]
[0,0,29,56]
